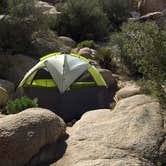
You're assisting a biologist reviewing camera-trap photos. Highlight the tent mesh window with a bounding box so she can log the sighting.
[31,68,55,87]
[34,68,52,79]
[71,71,97,88]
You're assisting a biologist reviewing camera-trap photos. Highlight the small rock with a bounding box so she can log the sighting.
[78,47,93,59]
[71,48,79,54]
[36,1,61,15]
[114,85,141,102]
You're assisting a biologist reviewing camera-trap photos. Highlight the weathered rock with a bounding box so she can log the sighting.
[0,87,8,108]
[41,0,64,5]
[0,108,66,166]
[114,85,141,102]
[71,47,79,54]
[0,54,36,85]
[130,11,163,21]
[0,79,15,94]
[33,36,63,56]
[78,47,93,59]
[98,68,117,88]
[117,79,138,89]
[58,36,76,48]
[138,0,164,15]
[52,95,164,166]
[89,59,100,68]
[36,1,61,15]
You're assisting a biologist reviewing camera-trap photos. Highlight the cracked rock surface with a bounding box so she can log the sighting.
[52,93,166,166]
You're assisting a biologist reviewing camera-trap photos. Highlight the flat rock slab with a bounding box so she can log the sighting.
[52,95,164,166]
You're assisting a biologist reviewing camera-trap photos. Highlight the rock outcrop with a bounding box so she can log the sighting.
[52,93,165,166]
[138,0,164,15]
[0,108,66,166]
[0,87,8,108]
[58,36,76,48]
[0,54,36,85]
[0,79,15,94]
[114,84,141,102]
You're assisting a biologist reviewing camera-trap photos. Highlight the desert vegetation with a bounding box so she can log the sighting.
[0,0,165,105]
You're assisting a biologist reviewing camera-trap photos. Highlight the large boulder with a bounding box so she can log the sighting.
[58,36,76,48]
[0,54,37,85]
[31,36,67,57]
[52,94,165,166]
[0,79,15,94]
[0,87,8,108]
[138,0,164,15]
[0,108,66,166]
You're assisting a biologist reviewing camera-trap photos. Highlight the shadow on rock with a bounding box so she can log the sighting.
[27,133,69,166]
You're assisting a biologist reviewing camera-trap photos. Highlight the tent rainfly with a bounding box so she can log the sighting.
[19,52,107,93]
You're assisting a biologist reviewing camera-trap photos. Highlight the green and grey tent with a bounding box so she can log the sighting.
[18,52,109,121]
[19,52,107,92]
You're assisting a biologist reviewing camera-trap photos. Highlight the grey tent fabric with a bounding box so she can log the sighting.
[45,54,91,93]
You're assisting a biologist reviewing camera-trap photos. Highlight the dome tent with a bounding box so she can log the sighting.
[18,52,108,122]
[19,52,107,92]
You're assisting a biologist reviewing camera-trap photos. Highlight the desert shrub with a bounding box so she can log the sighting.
[53,0,109,41]
[110,21,166,102]
[0,0,50,53]
[5,96,38,114]
[95,47,117,71]
[77,40,96,49]
[0,64,10,79]
[0,0,8,14]
[100,0,131,30]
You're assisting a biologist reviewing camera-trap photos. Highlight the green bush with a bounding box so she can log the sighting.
[95,47,117,71]
[0,0,8,14]
[110,21,166,103]
[77,40,96,49]
[53,0,109,41]
[5,96,38,114]
[0,0,49,53]
[100,0,131,30]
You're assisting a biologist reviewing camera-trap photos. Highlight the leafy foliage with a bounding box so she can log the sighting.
[95,47,117,71]
[0,0,49,53]
[100,0,131,30]
[0,0,8,14]
[5,96,38,114]
[53,0,109,41]
[77,40,96,49]
[110,21,166,102]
